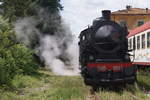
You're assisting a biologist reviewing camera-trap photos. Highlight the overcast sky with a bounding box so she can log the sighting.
[61,0,150,36]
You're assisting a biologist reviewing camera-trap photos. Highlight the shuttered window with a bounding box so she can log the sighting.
[133,37,136,50]
[147,32,150,48]
[128,39,132,49]
[137,20,144,26]
[137,36,140,49]
[142,34,145,49]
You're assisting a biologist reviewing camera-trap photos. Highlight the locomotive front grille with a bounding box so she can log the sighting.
[88,69,123,79]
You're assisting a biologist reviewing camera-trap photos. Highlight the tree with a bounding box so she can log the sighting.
[0,0,63,22]
[36,0,63,12]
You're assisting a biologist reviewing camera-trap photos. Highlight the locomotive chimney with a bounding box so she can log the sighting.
[126,5,131,10]
[146,8,149,13]
[102,10,111,20]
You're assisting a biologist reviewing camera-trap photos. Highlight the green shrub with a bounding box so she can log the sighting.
[0,16,39,86]
[10,44,38,75]
[0,44,38,85]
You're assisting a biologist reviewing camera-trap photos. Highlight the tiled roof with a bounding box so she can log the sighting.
[128,21,150,38]
[112,8,150,15]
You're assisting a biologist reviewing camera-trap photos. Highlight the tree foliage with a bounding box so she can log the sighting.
[0,0,63,22]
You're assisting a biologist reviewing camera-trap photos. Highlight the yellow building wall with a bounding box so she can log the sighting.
[111,15,150,30]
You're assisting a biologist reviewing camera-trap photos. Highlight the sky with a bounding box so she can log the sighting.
[61,0,150,36]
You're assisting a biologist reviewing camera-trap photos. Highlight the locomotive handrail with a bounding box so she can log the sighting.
[128,49,133,52]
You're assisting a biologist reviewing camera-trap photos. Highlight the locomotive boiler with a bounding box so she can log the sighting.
[78,10,137,89]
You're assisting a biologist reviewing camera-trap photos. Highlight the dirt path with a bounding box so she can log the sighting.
[126,91,142,100]
[18,83,50,96]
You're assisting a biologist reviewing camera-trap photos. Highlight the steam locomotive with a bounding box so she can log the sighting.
[78,10,137,89]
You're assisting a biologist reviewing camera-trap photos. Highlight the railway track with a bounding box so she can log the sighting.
[126,91,142,100]
[85,89,141,100]
[86,88,101,100]
[85,83,150,100]
[85,87,142,100]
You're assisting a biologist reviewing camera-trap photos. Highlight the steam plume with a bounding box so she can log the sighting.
[14,7,79,76]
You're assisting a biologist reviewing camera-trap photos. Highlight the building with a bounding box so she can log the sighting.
[111,6,150,30]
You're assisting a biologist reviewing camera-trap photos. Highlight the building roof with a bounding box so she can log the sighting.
[128,21,150,38]
[112,7,150,15]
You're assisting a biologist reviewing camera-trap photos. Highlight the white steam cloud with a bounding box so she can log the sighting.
[15,17,40,46]
[14,8,80,76]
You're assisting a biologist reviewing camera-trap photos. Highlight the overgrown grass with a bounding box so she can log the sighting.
[137,70,150,90]
[0,69,88,100]
[0,69,150,100]
[97,71,150,100]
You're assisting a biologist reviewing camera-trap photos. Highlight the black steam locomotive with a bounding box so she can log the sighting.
[78,10,137,89]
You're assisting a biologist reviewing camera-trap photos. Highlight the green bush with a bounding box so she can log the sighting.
[0,16,38,86]
[0,44,38,86]
[0,54,16,85]
[10,44,38,75]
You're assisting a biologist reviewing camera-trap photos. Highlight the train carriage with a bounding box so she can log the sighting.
[128,21,150,66]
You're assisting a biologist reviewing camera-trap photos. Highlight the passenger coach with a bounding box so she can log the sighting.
[128,21,150,66]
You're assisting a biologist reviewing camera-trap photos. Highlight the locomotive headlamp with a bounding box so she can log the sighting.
[82,36,85,40]
[89,55,94,60]
[113,66,122,72]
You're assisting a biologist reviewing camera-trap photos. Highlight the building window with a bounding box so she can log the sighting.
[147,32,150,48]
[133,37,136,50]
[120,20,127,27]
[142,34,145,49]
[137,36,140,49]
[131,38,133,49]
[128,39,132,49]
[137,20,144,26]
